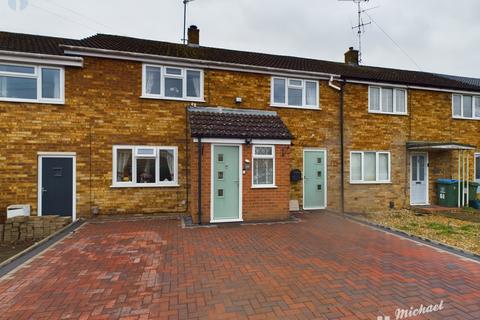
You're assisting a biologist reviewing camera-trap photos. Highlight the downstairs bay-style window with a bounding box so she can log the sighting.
[271,77,319,109]
[142,64,203,101]
[112,145,178,187]
[252,145,276,187]
[368,86,407,115]
[452,94,480,120]
[0,63,64,103]
[350,151,391,184]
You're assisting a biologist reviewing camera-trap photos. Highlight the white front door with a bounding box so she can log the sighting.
[410,153,429,205]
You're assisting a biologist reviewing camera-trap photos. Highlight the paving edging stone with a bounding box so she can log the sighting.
[342,212,480,263]
[0,219,85,279]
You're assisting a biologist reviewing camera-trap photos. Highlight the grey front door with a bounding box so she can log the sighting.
[410,153,428,205]
[41,157,74,217]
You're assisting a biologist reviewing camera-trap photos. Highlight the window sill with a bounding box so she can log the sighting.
[251,185,278,189]
[452,116,480,121]
[111,183,180,188]
[368,110,408,116]
[350,181,392,185]
[0,97,65,105]
[140,95,205,103]
[270,104,320,111]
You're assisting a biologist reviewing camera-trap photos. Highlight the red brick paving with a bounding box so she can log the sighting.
[0,212,479,319]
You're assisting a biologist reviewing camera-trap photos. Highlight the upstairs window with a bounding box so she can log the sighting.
[113,145,178,187]
[0,63,63,103]
[271,77,319,109]
[452,94,480,120]
[369,86,407,115]
[350,151,391,184]
[142,64,203,101]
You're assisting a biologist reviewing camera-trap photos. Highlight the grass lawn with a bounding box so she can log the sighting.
[362,209,480,255]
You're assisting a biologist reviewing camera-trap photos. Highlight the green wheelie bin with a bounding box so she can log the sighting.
[436,179,459,207]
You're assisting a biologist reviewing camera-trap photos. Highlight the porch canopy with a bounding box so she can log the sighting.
[407,141,477,208]
[188,106,293,142]
[407,141,476,151]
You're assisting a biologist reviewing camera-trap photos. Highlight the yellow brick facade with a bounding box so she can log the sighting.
[0,56,478,219]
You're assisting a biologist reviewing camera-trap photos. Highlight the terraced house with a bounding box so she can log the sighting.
[0,26,479,224]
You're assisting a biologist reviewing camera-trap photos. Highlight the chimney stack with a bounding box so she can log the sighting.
[188,25,200,46]
[344,47,359,65]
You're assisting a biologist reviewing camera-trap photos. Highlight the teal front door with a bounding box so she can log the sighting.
[212,145,241,222]
[303,150,326,209]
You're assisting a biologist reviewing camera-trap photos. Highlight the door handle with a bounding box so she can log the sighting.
[42,188,47,192]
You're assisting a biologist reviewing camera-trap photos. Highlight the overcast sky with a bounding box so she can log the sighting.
[2,0,479,77]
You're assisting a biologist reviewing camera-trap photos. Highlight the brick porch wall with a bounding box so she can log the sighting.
[189,143,290,224]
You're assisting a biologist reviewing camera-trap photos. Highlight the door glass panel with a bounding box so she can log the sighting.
[218,154,224,162]
[317,171,322,177]
[412,156,418,181]
[317,185,322,190]
[418,156,425,181]
[218,171,224,180]
[217,189,224,197]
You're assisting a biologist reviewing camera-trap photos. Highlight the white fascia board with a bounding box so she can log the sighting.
[346,79,480,95]
[0,50,83,67]
[61,45,340,80]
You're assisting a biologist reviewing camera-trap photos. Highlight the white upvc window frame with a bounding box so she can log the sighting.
[141,64,204,102]
[252,145,276,188]
[475,153,480,183]
[0,62,65,104]
[270,76,319,110]
[452,94,480,120]
[368,85,408,115]
[350,151,391,184]
[112,145,179,188]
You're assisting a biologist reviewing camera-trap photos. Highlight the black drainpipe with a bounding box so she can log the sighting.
[340,79,346,213]
[197,137,202,225]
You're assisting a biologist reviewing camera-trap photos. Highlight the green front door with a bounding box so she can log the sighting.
[212,145,240,221]
[304,150,326,209]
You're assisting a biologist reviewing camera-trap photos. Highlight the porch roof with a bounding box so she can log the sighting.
[188,106,293,140]
[407,141,476,151]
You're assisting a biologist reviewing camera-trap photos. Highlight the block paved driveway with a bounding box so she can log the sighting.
[1,212,480,320]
